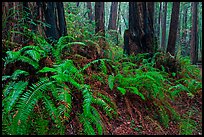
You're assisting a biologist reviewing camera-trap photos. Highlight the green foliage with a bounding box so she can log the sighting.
[2,69,29,81]
[4,45,45,69]
[179,111,196,135]
[2,3,202,134]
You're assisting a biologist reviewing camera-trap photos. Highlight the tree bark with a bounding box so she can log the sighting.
[167,2,180,56]
[190,2,198,64]
[161,2,167,51]
[128,2,154,55]
[108,2,118,30]
[56,2,67,36]
[42,2,67,42]
[181,3,188,56]
[95,2,105,37]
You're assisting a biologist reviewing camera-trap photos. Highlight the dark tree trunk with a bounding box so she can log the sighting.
[128,2,154,55]
[167,2,180,56]
[42,2,67,42]
[56,2,67,36]
[108,2,118,30]
[117,2,121,34]
[190,2,198,64]
[95,2,105,37]
[43,2,60,41]
[158,2,162,46]
[123,29,130,55]
[95,2,105,57]
[181,4,188,56]
[161,2,167,51]
[147,2,154,31]
[87,2,94,21]
[116,2,121,45]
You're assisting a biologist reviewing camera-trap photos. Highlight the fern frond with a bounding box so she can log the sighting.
[4,51,21,67]
[57,84,72,119]
[82,86,92,116]
[3,81,28,113]
[11,78,51,134]
[108,75,114,90]
[79,113,96,135]
[92,98,114,119]
[43,95,64,134]
[38,67,58,73]
[11,69,29,80]
[23,50,41,62]
[117,87,126,95]
[126,87,145,100]
[18,56,39,69]
[90,106,103,135]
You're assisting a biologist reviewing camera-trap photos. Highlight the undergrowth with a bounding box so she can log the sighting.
[2,3,202,135]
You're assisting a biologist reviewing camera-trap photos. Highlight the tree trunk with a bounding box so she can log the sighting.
[42,2,67,42]
[190,2,198,64]
[57,2,67,37]
[181,3,188,56]
[108,2,118,30]
[158,2,162,47]
[128,2,154,55]
[95,2,105,37]
[167,2,180,56]
[95,2,105,57]
[87,2,94,21]
[161,2,167,51]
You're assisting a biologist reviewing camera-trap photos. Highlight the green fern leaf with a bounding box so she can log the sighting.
[23,50,41,62]
[11,79,50,134]
[38,67,57,73]
[18,56,39,69]
[79,113,96,135]
[11,69,29,80]
[127,87,145,100]
[108,75,114,90]
[3,81,28,113]
[117,87,126,95]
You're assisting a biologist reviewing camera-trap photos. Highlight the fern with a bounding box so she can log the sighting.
[179,111,196,135]
[2,69,29,81]
[108,75,114,90]
[3,81,28,113]
[10,78,51,134]
[42,94,65,134]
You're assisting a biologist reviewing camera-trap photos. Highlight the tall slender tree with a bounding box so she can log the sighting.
[95,2,105,36]
[95,2,105,57]
[181,3,188,56]
[190,2,198,64]
[167,2,180,56]
[108,2,118,30]
[161,2,167,51]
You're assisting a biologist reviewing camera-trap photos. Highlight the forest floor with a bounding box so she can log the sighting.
[65,63,202,135]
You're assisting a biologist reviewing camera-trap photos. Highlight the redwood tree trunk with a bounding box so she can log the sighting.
[181,4,188,56]
[95,2,105,37]
[190,2,198,64]
[128,2,154,55]
[161,2,167,51]
[42,2,67,41]
[166,2,180,56]
[108,2,118,30]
